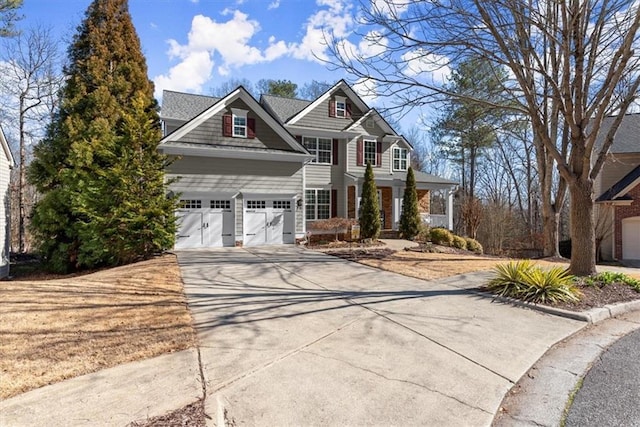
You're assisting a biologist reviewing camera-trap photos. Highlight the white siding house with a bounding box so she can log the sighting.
[0,125,14,277]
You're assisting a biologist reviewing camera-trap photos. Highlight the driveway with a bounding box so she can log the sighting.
[177,246,584,426]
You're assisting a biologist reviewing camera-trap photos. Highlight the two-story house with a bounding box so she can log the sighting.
[159,80,457,249]
[595,113,640,262]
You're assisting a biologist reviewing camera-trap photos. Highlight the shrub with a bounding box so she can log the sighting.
[584,271,640,290]
[452,235,467,250]
[486,260,581,304]
[399,167,422,239]
[359,163,381,239]
[416,224,430,243]
[430,227,453,246]
[465,237,483,254]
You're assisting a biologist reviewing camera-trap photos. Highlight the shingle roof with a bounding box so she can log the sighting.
[595,114,640,154]
[596,164,640,202]
[161,90,220,121]
[260,94,311,123]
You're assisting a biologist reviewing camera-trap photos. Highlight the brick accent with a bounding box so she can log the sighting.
[416,189,430,214]
[380,186,392,230]
[348,186,356,219]
[614,183,640,259]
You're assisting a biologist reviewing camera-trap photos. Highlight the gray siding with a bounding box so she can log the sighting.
[170,99,293,151]
[167,156,304,236]
[0,154,10,277]
[596,153,640,196]
[295,89,366,130]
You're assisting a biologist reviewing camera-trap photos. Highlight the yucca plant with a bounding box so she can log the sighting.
[519,267,581,304]
[486,261,582,304]
[486,260,534,298]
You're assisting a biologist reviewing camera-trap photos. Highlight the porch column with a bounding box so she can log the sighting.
[447,189,454,231]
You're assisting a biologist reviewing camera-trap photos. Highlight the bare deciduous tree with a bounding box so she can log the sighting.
[0,25,61,252]
[327,0,640,275]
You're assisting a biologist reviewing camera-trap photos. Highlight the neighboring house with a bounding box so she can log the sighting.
[159,81,457,249]
[0,125,14,276]
[595,113,640,261]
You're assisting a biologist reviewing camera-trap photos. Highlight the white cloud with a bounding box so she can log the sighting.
[370,0,410,17]
[353,77,377,104]
[153,11,288,94]
[401,50,451,83]
[268,0,280,10]
[289,0,354,62]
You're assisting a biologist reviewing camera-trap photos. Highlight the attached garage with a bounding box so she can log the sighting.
[243,195,296,246]
[175,195,235,249]
[622,217,640,260]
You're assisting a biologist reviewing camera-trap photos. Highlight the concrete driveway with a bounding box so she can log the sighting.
[177,246,584,426]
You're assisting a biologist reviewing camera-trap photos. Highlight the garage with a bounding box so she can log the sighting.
[622,217,640,260]
[175,196,235,249]
[243,195,296,246]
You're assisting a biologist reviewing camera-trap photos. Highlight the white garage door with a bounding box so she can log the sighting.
[622,217,640,260]
[175,198,234,249]
[244,198,295,246]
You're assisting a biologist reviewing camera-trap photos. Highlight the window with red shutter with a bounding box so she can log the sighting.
[376,141,382,167]
[247,117,256,139]
[332,139,339,165]
[356,138,364,166]
[222,114,233,137]
[329,100,336,117]
[331,189,338,218]
[346,103,352,118]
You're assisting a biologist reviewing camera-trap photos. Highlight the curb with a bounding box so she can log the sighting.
[485,292,640,324]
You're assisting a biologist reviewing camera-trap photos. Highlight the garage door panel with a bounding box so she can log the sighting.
[245,211,267,246]
[622,217,640,260]
[175,212,203,249]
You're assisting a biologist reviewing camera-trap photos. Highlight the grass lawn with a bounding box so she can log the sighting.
[0,254,197,400]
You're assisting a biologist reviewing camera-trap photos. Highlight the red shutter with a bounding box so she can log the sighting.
[376,141,382,167]
[329,100,336,117]
[356,138,364,166]
[346,103,352,118]
[247,118,256,139]
[223,114,232,137]
[331,189,338,218]
[332,139,339,165]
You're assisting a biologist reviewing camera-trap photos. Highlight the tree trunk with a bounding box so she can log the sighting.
[541,205,561,257]
[18,96,26,254]
[569,179,596,276]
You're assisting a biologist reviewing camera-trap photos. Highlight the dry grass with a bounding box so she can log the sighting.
[0,254,197,400]
[356,250,568,281]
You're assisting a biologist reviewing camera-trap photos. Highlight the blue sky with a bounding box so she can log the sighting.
[19,1,368,99]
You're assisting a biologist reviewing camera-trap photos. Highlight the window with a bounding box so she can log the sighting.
[364,139,377,166]
[232,108,247,138]
[303,136,332,164]
[335,97,346,118]
[247,200,266,210]
[393,147,409,171]
[180,199,201,209]
[273,200,291,210]
[305,189,331,220]
[211,200,231,210]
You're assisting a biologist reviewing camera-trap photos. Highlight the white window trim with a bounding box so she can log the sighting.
[231,108,248,138]
[335,96,346,118]
[393,147,409,171]
[305,188,331,221]
[363,138,377,166]
[303,136,333,165]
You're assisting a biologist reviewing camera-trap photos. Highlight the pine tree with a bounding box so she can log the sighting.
[399,167,421,239]
[359,163,381,239]
[29,0,177,272]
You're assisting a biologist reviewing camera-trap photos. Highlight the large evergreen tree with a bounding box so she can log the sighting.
[359,163,381,240]
[29,0,177,272]
[399,167,421,239]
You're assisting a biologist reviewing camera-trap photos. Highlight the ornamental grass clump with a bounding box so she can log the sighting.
[486,260,582,304]
[452,235,467,250]
[465,237,483,254]
[430,227,453,246]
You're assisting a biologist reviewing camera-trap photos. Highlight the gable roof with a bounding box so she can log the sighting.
[161,90,220,121]
[0,125,15,168]
[260,94,311,123]
[286,80,370,126]
[160,86,308,155]
[596,164,640,202]
[595,113,640,154]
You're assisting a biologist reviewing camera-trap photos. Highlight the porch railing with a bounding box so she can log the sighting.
[421,213,448,229]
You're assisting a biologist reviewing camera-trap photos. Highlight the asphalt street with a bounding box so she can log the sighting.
[565,328,640,426]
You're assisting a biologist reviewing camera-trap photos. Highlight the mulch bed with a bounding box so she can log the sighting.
[325,248,395,260]
[552,282,640,311]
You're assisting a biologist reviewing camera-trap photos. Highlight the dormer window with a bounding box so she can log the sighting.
[232,108,248,138]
